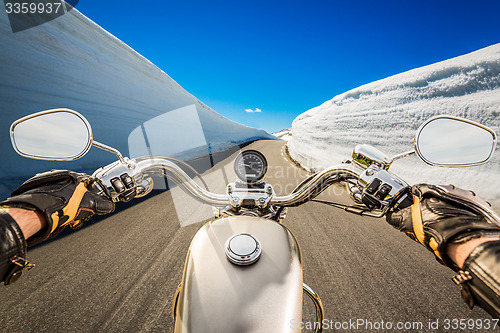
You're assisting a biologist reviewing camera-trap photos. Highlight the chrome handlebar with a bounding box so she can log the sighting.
[139,159,363,207]
[136,158,229,206]
[94,156,363,208]
[270,164,363,206]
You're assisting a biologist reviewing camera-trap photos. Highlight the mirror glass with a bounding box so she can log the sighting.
[415,117,496,166]
[11,110,92,160]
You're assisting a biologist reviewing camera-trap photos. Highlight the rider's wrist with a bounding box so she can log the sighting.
[447,235,500,268]
[1,207,46,239]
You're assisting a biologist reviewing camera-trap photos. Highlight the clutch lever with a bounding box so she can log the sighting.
[311,199,388,218]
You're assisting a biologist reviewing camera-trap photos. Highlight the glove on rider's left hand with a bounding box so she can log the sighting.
[1,170,114,246]
[386,184,500,269]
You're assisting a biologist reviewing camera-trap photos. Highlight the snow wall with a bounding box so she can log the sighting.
[288,44,500,210]
[0,8,275,199]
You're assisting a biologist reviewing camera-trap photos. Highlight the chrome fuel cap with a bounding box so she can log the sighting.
[225,233,261,266]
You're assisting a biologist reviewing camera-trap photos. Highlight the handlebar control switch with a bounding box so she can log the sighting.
[111,177,125,194]
[120,173,134,189]
[362,194,381,210]
[366,178,382,194]
[375,184,392,200]
[358,165,410,211]
[110,173,137,202]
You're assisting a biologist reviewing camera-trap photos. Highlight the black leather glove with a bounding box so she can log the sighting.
[386,184,500,269]
[1,170,115,246]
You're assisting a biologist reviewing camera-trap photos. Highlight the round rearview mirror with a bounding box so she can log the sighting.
[10,109,93,161]
[415,116,497,167]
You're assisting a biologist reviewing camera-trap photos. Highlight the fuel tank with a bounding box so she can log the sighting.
[173,216,303,333]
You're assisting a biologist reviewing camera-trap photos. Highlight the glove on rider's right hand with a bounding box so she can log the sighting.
[1,170,114,246]
[386,184,500,269]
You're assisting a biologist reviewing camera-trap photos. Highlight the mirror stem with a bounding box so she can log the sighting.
[388,150,415,164]
[92,141,127,164]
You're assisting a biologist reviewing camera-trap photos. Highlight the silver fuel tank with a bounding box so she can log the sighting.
[173,216,303,333]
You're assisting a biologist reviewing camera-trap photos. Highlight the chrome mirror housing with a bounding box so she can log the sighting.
[10,109,93,161]
[414,115,497,167]
[352,144,392,170]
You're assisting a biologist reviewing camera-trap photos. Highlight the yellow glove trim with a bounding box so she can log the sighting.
[428,237,442,260]
[411,195,425,245]
[50,182,87,233]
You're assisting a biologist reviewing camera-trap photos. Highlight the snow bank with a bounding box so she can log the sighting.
[288,44,500,209]
[0,8,274,198]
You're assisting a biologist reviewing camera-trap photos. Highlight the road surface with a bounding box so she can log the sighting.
[0,140,490,332]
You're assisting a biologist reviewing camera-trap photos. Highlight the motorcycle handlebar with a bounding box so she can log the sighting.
[127,157,362,208]
[270,164,363,206]
[134,157,230,206]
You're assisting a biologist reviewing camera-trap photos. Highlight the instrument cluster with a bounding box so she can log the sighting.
[234,150,268,183]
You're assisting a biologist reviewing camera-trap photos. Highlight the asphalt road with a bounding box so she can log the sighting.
[0,140,492,332]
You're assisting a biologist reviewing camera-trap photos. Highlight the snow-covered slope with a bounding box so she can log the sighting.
[288,44,500,209]
[0,9,275,197]
[272,128,292,141]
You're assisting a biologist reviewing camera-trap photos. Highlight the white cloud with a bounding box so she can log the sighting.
[245,108,262,113]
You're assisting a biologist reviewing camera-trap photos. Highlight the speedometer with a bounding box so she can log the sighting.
[234,150,268,183]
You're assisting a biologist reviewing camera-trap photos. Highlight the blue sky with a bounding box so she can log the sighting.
[76,0,500,133]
